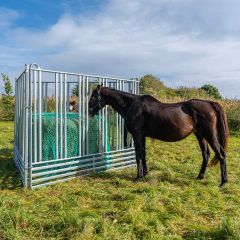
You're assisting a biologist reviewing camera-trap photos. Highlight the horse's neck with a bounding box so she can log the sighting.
[101,88,135,117]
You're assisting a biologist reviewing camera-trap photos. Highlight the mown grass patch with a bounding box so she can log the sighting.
[0,121,240,239]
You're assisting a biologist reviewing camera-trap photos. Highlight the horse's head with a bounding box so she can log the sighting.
[89,84,106,117]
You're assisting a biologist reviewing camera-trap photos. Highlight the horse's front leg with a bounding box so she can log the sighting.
[133,133,147,182]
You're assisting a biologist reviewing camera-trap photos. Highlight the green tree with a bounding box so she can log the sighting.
[200,84,222,99]
[1,73,14,120]
[1,73,13,96]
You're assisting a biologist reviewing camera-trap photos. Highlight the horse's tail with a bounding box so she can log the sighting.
[210,102,229,166]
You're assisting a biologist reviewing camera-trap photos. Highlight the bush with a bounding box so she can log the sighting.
[201,84,222,99]
[175,86,208,99]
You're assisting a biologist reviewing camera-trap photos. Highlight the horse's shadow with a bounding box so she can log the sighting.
[88,168,136,182]
[0,146,22,190]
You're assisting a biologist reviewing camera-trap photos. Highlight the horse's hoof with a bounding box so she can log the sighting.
[143,171,148,177]
[196,175,204,180]
[220,179,228,187]
[133,177,143,182]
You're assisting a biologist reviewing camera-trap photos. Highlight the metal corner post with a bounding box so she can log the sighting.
[28,63,40,189]
[24,64,29,187]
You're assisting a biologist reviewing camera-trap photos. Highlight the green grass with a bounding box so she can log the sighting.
[1,121,240,239]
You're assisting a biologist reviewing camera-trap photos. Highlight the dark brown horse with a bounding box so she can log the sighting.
[88,85,229,187]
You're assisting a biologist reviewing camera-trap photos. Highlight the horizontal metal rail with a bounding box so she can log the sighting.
[32,159,136,184]
[32,155,135,177]
[32,147,135,166]
[28,68,139,83]
[31,163,136,189]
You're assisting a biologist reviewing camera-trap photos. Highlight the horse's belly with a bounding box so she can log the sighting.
[147,129,192,142]
[145,117,194,142]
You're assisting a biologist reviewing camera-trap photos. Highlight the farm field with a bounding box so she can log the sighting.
[1,121,240,239]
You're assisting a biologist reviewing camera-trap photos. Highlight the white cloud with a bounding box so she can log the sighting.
[1,0,240,98]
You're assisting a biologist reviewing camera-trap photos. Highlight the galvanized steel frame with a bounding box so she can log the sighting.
[14,64,139,189]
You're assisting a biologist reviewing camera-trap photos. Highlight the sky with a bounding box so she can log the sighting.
[0,0,240,98]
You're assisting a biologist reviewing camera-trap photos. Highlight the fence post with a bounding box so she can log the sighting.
[24,65,29,187]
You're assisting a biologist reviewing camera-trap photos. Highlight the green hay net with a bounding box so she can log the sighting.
[33,112,111,161]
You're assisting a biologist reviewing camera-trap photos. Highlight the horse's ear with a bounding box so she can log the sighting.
[97,84,101,93]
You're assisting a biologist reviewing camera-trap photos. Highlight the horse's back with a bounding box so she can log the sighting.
[132,95,195,141]
[131,96,219,141]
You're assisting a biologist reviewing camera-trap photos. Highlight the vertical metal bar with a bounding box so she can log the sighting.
[19,76,22,156]
[41,82,45,112]
[121,80,124,149]
[13,77,18,139]
[17,78,19,149]
[18,76,21,154]
[45,83,48,111]
[19,77,21,150]
[33,70,37,163]
[109,82,114,149]
[105,78,108,153]
[38,70,42,162]
[82,76,85,155]
[116,81,119,149]
[24,66,30,187]
[15,79,18,148]
[41,82,44,112]
[22,72,26,186]
[55,73,59,159]
[118,80,122,149]
[21,75,24,159]
[60,74,63,158]
[98,78,102,152]
[29,67,33,189]
[132,80,135,148]
[19,76,21,156]
[18,78,21,150]
[15,79,18,149]
[78,76,82,156]
[86,76,89,155]
[14,79,17,149]
[67,82,70,112]
[20,75,22,156]
[101,78,105,152]
[16,78,19,148]
[64,74,67,158]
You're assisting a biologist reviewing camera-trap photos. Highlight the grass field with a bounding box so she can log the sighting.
[1,121,240,239]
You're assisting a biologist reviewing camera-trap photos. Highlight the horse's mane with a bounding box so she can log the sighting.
[104,87,137,99]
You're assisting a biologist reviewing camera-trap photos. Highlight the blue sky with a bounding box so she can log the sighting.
[0,0,105,29]
[1,0,240,98]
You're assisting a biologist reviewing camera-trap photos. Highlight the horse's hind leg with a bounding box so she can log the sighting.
[205,134,228,187]
[195,132,210,180]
